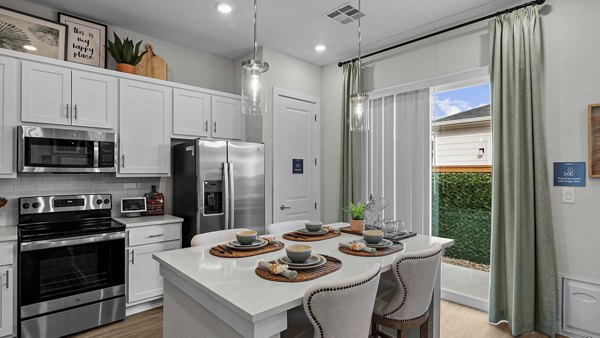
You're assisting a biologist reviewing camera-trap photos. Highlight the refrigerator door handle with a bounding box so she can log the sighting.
[223,162,230,230]
[229,163,235,229]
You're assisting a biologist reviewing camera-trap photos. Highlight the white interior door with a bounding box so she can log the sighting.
[273,89,320,223]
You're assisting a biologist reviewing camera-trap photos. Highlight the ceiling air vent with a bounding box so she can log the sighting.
[325,3,365,25]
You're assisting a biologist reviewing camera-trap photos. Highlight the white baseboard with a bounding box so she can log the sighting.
[441,289,489,312]
[126,298,163,316]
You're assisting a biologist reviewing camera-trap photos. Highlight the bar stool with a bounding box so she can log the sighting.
[190,228,250,246]
[283,263,382,338]
[266,220,309,235]
[371,243,442,338]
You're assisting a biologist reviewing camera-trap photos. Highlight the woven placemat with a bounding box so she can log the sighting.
[282,231,341,242]
[339,226,363,236]
[255,255,342,283]
[338,243,404,257]
[209,242,284,258]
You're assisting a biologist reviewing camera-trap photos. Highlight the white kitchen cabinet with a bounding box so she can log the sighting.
[172,88,211,138]
[127,241,180,304]
[21,61,117,129]
[119,79,172,176]
[124,221,182,305]
[0,56,17,177]
[71,70,117,129]
[21,61,71,126]
[211,95,241,140]
[0,267,13,338]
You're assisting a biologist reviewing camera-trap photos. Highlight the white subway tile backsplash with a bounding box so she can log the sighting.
[0,174,161,226]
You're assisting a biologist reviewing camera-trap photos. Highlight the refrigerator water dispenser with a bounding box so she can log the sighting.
[203,180,223,215]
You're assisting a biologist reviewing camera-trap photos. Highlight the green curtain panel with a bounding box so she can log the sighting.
[489,6,557,336]
[340,61,363,221]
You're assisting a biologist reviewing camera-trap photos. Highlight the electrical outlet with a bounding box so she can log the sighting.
[562,187,575,204]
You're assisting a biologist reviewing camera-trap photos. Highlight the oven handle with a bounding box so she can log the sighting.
[20,232,125,252]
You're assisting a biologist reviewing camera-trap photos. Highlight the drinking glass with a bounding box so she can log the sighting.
[383,219,398,239]
[397,220,407,235]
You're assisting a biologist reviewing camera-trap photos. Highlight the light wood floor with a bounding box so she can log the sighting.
[68,301,562,338]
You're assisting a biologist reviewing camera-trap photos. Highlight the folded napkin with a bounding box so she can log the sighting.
[323,225,340,234]
[339,241,377,254]
[260,236,282,246]
[258,261,298,280]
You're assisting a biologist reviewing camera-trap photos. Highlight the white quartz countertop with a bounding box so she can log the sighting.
[0,226,17,241]
[113,214,183,228]
[153,222,454,323]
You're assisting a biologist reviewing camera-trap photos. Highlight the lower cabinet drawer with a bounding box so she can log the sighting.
[0,242,14,265]
[128,223,181,247]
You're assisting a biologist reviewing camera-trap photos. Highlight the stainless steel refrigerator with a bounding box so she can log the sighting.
[173,140,265,247]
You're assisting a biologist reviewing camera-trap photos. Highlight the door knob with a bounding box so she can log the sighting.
[280,205,291,210]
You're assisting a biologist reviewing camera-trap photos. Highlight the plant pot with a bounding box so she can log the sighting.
[116,63,136,74]
[350,219,365,232]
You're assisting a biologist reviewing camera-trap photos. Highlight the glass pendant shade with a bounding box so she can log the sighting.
[350,93,369,131]
[242,59,269,116]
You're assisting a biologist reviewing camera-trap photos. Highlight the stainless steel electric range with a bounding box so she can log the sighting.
[18,194,125,338]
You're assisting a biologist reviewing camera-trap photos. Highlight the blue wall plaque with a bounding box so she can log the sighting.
[292,159,304,174]
[553,162,586,187]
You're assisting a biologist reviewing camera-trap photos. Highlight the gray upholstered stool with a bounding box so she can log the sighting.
[371,243,442,338]
[283,263,382,338]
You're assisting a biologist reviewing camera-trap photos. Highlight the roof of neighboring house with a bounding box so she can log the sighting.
[435,104,490,123]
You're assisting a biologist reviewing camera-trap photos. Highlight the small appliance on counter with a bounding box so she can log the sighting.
[18,194,125,338]
[121,197,147,217]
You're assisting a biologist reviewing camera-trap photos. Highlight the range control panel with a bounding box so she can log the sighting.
[19,194,112,215]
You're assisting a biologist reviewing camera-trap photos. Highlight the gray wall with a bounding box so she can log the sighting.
[0,0,236,93]
[320,0,600,290]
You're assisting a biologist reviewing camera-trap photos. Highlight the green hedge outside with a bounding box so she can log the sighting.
[431,172,491,265]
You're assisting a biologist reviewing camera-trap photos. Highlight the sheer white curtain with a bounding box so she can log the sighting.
[362,89,431,235]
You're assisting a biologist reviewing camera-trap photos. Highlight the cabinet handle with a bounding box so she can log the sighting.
[74,104,78,119]
[213,121,217,133]
[148,234,164,238]
[205,120,209,132]
[66,104,70,119]
[130,250,135,265]
[121,154,125,168]
[4,270,8,289]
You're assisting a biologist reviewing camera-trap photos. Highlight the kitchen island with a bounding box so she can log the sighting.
[153,223,454,338]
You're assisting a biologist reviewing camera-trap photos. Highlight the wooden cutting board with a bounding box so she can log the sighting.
[135,44,167,80]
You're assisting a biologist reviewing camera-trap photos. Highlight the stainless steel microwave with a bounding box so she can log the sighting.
[18,126,116,173]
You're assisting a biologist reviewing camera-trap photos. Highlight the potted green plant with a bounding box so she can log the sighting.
[106,32,147,74]
[344,202,365,232]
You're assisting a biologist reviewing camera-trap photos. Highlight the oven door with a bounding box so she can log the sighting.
[19,232,125,318]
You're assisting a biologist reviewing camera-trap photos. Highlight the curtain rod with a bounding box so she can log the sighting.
[337,0,546,67]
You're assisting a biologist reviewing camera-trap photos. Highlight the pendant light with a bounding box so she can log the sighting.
[241,0,269,116]
[350,0,368,131]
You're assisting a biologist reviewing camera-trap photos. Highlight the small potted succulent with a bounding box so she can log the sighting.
[106,32,147,74]
[344,202,365,232]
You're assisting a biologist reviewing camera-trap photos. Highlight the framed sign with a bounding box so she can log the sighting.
[292,159,304,174]
[0,6,66,59]
[58,12,106,68]
[553,162,586,187]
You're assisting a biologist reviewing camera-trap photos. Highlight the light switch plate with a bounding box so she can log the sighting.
[562,187,576,204]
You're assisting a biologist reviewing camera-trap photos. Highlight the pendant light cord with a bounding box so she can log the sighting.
[357,0,362,63]
[253,0,258,60]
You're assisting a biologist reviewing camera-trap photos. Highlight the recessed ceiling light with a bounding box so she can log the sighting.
[216,3,232,14]
[23,45,37,51]
[315,45,326,52]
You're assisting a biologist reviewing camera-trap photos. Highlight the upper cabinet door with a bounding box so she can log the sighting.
[21,61,71,126]
[119,79,172,176]
[0,56,17,177]
[211,96,241,140]
[172,88,211,138]
[71,70,117,129]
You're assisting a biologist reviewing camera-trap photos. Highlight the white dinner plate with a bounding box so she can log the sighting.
[279,255,327,270]
[226,238,268,250]
[356,238,394,248]
[296,228,329,236]
[279,255,321,266]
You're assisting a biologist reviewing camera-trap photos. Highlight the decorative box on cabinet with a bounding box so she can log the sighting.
[21,61,116,129]
[119,79,172,176]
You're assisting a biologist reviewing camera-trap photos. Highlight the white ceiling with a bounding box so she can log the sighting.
[28,0,522,66]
